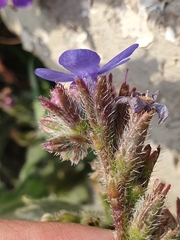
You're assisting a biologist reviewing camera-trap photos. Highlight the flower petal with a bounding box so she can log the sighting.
[0,0,7,8]
[153,103,169,124]
[12,0,32,7]
[59,49,100,78]
[152,90,159,102]
[34,68,74,82]
[116,96,150,113]
[129,97,150,113]
[98,44,139,74]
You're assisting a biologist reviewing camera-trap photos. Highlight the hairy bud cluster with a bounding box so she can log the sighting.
[39,73,179,240]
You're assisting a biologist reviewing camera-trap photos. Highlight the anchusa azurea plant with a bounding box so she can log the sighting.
[0,0,32,8]
[35,44,180,240]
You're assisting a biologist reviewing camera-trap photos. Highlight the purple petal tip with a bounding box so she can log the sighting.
[0,0,7,8]
[34,68,74,83]
[12,0,32,7]
[98,43,139,75]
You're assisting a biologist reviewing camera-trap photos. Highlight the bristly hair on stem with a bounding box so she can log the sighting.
[35,45,179,240]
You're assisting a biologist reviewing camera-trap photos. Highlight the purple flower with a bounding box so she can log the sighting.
[34,44,139,87]
[116,90,169,124]
[0,0,32,8]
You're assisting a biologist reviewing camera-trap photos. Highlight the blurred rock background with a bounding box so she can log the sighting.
[0,0,180,218]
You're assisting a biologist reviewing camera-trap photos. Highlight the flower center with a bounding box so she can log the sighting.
[139,96,154,105]
[139,90,154,105]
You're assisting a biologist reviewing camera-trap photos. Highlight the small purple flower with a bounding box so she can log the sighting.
[0,0,32,8]
[117,90,169,124]
[34,44,139,87]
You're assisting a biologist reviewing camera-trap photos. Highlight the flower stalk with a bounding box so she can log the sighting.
[35,45,180,239]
